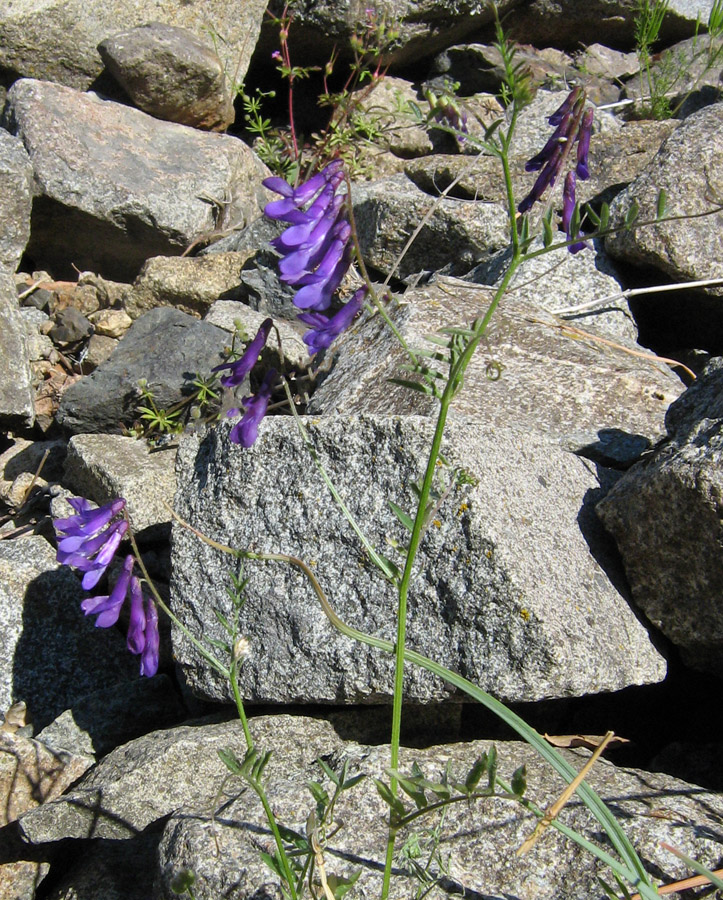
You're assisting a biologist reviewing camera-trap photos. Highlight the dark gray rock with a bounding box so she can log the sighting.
[56,307,228,435]
[596,357,723,677]
[506,0,714,50]
[352,174,509,280]
[0,131,33,275]
[259,0,522,70]
[98,23,235,131]
[605,101,723,297]
[36,674,185,759]
[0,0,267,91]
[0,272,34,429]
[45,835,160,900]
[170,415,665,707]
[2,78,271,280]
[0,535,138,731]
[48,307,94,346]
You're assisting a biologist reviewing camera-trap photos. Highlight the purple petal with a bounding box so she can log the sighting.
[548,87,581,126]
[212,318,273,388]
[262,176,294,197]
[127,575,147,654]
[229,368,277,448]
[300,287,366,355]
[140,599,159,677]
[80,526,126,590]
[576,107,593,181]
[82,554,134,627]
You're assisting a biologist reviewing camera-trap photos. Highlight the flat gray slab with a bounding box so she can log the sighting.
[171,415,665,706]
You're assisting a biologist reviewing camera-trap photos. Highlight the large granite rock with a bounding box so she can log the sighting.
[56,307,228,435]
[2,78,271,280]
[98,23,235,131]
[0,536,137,731]
[605,101,723,297]
[0,130,33,275]
[15,715,723,900]
[596,357,723,677]
[0,272,34,430]
[306,282,681,458]
[0,0,267,91]
[171,415,666,707]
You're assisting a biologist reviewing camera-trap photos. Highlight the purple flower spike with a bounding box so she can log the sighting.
[548,86,581,126]
[55,497,128,590]
[298,287,367,355]
[230,368,277,447]
[576,107,594,181]
[140,599,160,678]
[518,146,563,214]
[81,554,135,628]
[212,319,273,388]
[263,161,354,318]
[562,171,587,254]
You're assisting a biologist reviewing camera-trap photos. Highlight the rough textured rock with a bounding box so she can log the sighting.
[171,415,665,706]
[306,282,681,455]
[352,174,509,279]
[204,301,309,370]
[0,438,66,509]
[0,0,267,91]
[36,675,185,759]
[469,238,637,342]
[605,101,723,297]
[0,731,92,826]
[404,117,678,208]
[98,23,235,131]
[2,78,271,280]
[124,252,256,320]
[0,272,35,429]
[0,731,91,900]
[0,535,137,731]
[156,719,723,900]
[56,307,228,435]
[62,433,177,538]
[259,0,522,70]
[0,130,33,274]
[596,357,723,677]
[16,716,723,900]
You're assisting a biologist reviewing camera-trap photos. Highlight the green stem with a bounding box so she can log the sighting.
[229,658,254,751]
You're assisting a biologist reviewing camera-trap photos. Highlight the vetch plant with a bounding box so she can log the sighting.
[52,9,723,900]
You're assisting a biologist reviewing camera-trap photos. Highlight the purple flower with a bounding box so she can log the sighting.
[576,107,593,181]
[212,318,273,388]
[55,497,128,590]
[126,576,159,677]
[562,171,587,254]
[263,161,352,314]
[140,599,160,677]
[518,145,563,214]
[81,554,135,628]
[298,287,367,355]
[548,86,581,126]
[229,367,277,447]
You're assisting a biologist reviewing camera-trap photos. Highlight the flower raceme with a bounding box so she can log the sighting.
[263,160,364,331]
[54,497,159,677]
[212,318,273,388]
[518,87,594,252]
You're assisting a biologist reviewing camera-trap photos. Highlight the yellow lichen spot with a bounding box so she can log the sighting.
[432,519,441,528]
[457,502,468,516]
[485,548,493,559]
[520,608,530,622]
